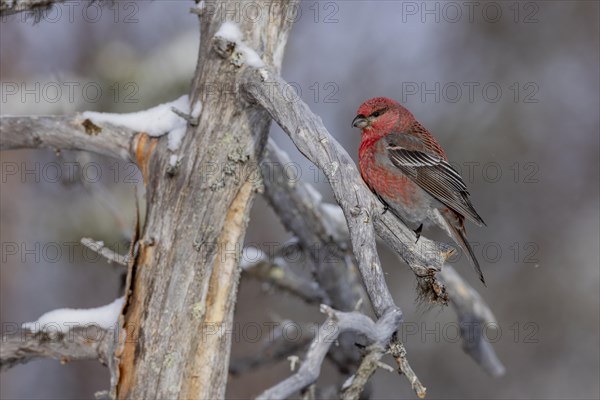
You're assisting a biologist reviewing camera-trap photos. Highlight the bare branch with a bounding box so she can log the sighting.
[81,237,129,267]
[0,115,136,161]
[256,306,402,400]
[170,106,200,127]
[1,327,114,372]
[439,265,505,376]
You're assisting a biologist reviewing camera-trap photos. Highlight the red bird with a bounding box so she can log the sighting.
[353,97,487,285]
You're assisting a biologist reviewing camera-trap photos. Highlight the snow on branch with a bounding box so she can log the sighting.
[0,95,201,170]
[214,21,265,68]
[256,305,402,400]
[81,95,201,153]
[2,296,123,371]
[0,297,123,373]
[22,297,124,334]
[0,326,114,372]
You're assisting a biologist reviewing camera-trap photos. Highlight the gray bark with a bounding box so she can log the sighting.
[114,3,297,399]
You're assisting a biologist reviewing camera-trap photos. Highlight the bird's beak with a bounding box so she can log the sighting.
[352,115,369,129]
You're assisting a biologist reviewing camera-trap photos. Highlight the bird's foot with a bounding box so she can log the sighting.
[414,223,423,243]
[382,204,389,215]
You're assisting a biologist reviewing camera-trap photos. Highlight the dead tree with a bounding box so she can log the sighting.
[0,1,504,398]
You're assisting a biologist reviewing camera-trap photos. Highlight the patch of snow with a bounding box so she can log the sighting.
[191,100,202,119]
[214,22,265,68]
[215,21,243,42]
[82,95,188,137]
[23,297,124,333]
[169,154,179,168]
[167,126,187,151]
[240,45,265,68]
[83,95,194,152]
[197,0,206,11]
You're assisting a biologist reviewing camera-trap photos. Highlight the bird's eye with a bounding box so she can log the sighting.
[371,110,383,118]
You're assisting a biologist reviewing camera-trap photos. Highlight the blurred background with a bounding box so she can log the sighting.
[1,1,598,399]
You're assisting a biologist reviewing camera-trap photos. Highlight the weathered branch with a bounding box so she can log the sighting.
[257,305,402,400]
[1,327,113,372]
[0,115,136,161]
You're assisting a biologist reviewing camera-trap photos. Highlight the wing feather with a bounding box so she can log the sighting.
[386,138,485,226]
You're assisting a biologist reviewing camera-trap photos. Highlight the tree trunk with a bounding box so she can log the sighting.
[115,2,297,398]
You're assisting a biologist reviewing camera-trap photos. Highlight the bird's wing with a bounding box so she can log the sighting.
[385,132,485,226]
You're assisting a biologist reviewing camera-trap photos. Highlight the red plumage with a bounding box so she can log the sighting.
[353,97,487,285]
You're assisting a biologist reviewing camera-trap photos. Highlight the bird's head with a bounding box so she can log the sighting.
[352,97,413,135]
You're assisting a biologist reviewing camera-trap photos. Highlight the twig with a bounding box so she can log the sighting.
[81,237,129,267]
[390,340,427,398]
[170,106,200,126]
[256,306,402,400]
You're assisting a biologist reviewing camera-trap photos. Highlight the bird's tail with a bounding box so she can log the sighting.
[438,210,486,286]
